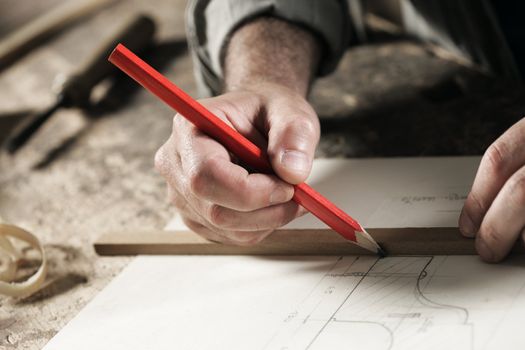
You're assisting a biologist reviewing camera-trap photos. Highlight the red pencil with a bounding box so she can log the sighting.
[108,44,384,256]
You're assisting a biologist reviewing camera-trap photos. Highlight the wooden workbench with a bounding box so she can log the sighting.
[1,1,524,349]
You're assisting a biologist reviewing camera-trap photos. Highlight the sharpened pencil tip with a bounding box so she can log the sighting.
[377,246,387,258]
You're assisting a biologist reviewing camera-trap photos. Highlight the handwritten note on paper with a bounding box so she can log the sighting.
[284,157,479,230]
[366,192,467,228]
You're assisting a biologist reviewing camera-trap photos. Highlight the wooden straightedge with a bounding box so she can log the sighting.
[94,228,525,256]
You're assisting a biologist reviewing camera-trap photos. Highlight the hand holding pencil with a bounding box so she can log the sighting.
[154,86,316,246]
[109,44,383,255]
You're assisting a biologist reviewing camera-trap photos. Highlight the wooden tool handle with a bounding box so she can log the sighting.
[61,15,155,107]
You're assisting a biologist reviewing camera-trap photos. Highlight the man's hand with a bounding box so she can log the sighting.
[460,118,525,262]
[155,84,319,245]
[156,17,321,245]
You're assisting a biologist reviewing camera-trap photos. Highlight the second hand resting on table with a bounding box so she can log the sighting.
[155,17,525,263]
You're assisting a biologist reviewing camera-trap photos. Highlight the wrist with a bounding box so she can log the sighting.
[225,79,302,99]
[223,17,321,97]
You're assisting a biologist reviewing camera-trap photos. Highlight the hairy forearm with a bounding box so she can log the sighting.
[223,17,321,96]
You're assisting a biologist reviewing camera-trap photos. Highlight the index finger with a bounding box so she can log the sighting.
[175,120,294,211]
[459,118,525,236]
[188,155,295,211]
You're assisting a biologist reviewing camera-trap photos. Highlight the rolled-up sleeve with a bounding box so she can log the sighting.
[186,0,350,96]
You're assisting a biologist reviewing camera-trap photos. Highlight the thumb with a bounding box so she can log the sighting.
[266,100,320,184]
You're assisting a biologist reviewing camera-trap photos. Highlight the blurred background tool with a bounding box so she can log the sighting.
[4,14,156,154]
[0,109,32,145]
[0,0,116,73]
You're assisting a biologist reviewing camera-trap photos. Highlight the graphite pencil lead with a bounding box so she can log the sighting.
[354,227,382,254]
[377,245,387,258]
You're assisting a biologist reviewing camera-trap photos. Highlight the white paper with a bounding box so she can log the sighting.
[43,157,525,349]
[43,254,525,350]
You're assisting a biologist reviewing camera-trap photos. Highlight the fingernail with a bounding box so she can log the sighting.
[459,212,476,237]
[476,239,496,263]
[280,150,309,174]
[270,185,291,205]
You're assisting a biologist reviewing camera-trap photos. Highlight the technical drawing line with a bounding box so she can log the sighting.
[360,275,418,313]
[269,256,476,350]
[261,256,357,350]
[332,319,394,350]
[347,274,410,316]
[342,257,425,316]
[415,256,469,324]
[303,257,367,327]
[297,257,345,307]
[305,257,381,350]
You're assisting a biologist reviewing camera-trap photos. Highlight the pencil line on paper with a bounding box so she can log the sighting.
[305,257,381,349]
[332,319,394,350]
[415,256,470,324]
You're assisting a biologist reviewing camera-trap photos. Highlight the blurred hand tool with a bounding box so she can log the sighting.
[5,14,156,154]
[0,110,32,145]
[0,0,116,72]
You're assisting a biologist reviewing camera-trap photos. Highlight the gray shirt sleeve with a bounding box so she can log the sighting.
[186,0,351,97]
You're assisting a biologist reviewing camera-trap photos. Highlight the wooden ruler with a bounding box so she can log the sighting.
[94,228,525,256]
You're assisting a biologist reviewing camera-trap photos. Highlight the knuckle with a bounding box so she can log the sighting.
[207,204,228,227]
[300,116,320,138]
[466,191,487,219]
[188,170,207,197]
[479,225,507,262]
[234,177,260,210]
[188,158,216,198]
[173,114,200,138]
[272,117,320,152]
[481,224,504,248]
[172,113,185,129]
[483,141,508,176]
[507,174,525,207]
[284,117,319,137]
[154,145,168,175]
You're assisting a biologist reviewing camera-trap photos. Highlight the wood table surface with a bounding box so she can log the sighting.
[1,1,524,349]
